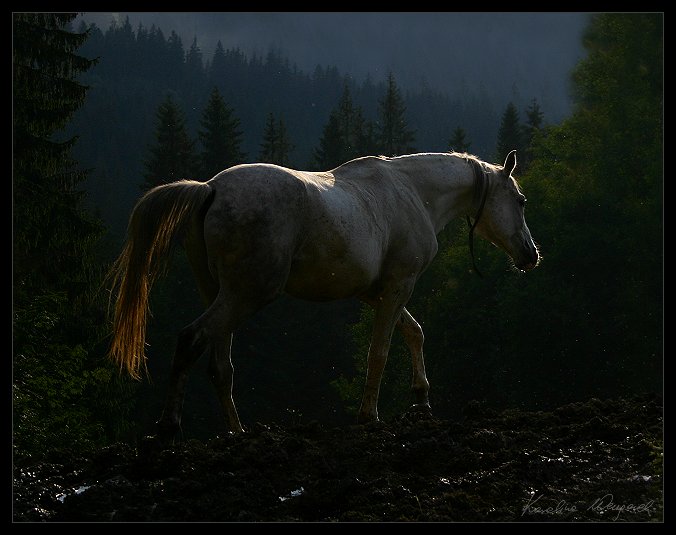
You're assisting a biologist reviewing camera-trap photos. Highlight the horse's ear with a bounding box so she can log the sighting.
[503,150,517,176]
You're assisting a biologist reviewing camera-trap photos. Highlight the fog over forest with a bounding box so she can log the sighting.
[78,12,589,122]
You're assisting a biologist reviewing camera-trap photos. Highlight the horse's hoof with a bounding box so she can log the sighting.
[408,402,432,414]
[402,403,434,421]
[357,413,379,425]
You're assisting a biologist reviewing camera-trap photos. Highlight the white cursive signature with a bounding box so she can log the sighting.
[587,493,655,521]
[522,494,577,516]
[522,493,654,520]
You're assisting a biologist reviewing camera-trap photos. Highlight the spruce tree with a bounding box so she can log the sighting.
[198,87,245,178]
[338,84,374,160]
[448,126,471,153]
[275,117,293,167]
[521,98,544,170]
[209,40,227,84]
[376,72,416,156]
[183,36,205,96]
[166,30,185,81]
[314,110,345,169]
[495,101,524,164]
[337,84,356,156]
[259,112,277,163]
[185,36,203,78]
[315,84,375,169]
[13,13,133,455]
[143,94,197,189]
[13,13,99,293]
[259,112,294,166]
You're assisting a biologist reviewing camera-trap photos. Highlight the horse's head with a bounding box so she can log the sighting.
[475,150,540,271]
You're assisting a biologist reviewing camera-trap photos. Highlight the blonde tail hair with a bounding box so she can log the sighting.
[107,180,213,379]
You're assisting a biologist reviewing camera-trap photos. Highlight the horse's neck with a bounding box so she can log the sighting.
[395,154,478,234]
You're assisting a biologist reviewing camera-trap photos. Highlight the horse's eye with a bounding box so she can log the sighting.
[519,197,527,207]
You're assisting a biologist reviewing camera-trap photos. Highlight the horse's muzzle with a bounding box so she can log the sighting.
[515,244,540,271]
[518,250,540,271]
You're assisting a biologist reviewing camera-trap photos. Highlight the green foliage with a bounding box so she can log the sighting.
[13,292,136,456]
[512,13,663,400]
[143,94,197,189]
[198,86,245,178]
[13,13,137,458]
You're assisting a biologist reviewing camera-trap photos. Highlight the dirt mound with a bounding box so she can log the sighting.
[13,394,662,522]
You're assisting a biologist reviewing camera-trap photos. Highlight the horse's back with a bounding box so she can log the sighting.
[201,159,435,301]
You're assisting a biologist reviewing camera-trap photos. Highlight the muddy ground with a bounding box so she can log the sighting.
[13,394,662,522]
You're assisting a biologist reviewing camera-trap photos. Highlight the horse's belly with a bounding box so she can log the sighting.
[284,244,380,301]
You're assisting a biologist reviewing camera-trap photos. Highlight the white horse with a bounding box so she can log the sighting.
[108,150,539,439]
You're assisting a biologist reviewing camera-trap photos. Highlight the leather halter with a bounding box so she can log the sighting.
[465,159,489,278]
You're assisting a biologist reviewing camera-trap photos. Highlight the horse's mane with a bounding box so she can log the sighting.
[379,151,502,171]
[453,151,523,193]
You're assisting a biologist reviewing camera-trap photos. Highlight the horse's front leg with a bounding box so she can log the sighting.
[357,283,414,424]
[398,307,431,410]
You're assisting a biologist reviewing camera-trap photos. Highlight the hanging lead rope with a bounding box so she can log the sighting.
[466,159,489,277]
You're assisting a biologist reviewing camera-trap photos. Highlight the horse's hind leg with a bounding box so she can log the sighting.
[156,314,212,441]
[156,297,235,441]
[398,308,431,409]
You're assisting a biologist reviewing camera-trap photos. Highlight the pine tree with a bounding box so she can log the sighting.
[166,30,185,81]
[315,84,376,169]
[339,84,374,160]
[259,112,294,166]
[198,87,245,178]
[495,101,524,165]
[376,72,416,156]
[143,95,197,189]
[275,117,293,167]
[183,36,205,96]
[185,36,203,77]
[448,126,471,153]
[314,110,345,169]
[259,112,277,163]
[13,13,134,455]
[521,98,544,170]
[13,12,100,297]
[210,40,227,84]
[337,84,356,155]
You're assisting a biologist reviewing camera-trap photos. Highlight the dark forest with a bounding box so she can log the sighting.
[13,13,662,522]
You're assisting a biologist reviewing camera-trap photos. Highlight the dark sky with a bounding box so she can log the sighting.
[78,12,590,121]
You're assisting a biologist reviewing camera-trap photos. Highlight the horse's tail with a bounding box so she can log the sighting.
[107,179,214,379]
